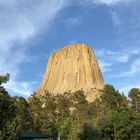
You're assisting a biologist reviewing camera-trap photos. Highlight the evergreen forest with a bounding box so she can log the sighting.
[0,74,140,140]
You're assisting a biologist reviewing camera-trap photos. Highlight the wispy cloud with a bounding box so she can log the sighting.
[111,11,121,26]
[119,58,140,77]
[84,0,133,6]
[120,83,140,94]
[96,46,140,79]
[0,0,70,50]
[96,46,140,64]
[98,60,112,73]
[101,0,140,79]
[0,0,70,96]
[4,80,37,96]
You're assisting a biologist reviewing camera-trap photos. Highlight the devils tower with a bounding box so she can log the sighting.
[37,44,104,101]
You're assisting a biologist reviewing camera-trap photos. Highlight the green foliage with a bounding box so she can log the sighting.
[101,84,126,110]
[0,74,16,140]
[97,108,140,140]
[0,73,9,85]
[0,74,32,139]
[78,123,97,140]
[56,94,70,122]
[0,74,140,140]
[129,88,140,112]
[12,96,32,131]
[28,93,44,133]
[59,117,73,140]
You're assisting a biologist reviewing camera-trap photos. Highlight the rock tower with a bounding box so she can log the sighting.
[37,44,104,101]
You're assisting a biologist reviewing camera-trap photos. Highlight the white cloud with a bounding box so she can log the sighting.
[0,0,70,96]
[107,51,131,63]
[4,80,37,96]
[96,46,140,78]
[96,46,140,63]
[0,0,70,50]
[84,0,139,34]
[119,58,140,77]
[98,60,112,73]
[120,83,140,94]
[84,0,132,6]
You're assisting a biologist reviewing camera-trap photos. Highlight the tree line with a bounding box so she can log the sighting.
[0,74,140,140]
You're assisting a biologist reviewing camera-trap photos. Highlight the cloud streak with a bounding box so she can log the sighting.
[119,58,140,77]
[98,60,112,73]
[0,0,70,96]
[0,0,70,50]
[120,83,140,94]
[84,0,133,6]
[96,45,140,64]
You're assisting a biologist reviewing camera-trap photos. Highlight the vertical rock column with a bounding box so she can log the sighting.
[37,44,104,99]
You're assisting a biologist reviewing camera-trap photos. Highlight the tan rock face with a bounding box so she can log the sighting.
[37,44,104,101]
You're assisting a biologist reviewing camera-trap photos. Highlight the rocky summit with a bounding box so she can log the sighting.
[37,44,104,102]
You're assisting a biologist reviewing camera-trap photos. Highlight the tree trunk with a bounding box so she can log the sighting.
[113,123,117,140]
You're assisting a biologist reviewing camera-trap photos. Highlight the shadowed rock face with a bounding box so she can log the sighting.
[37,44,104,101]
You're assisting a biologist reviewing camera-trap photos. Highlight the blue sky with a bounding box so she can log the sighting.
[0,0,140,97]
